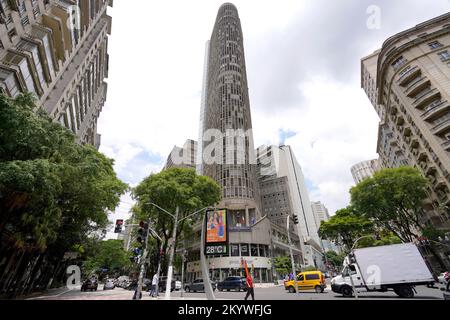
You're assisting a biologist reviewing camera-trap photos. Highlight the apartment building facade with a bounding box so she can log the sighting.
[361,13,450,230]
[0,0,112,148]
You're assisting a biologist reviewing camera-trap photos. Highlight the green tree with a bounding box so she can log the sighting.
[318,206,374,252]
[0,93,127,295]
[350,166,429,242]
[132,168,221,272]
[273,256,291,277]
[324,251,346,268]
[83,240,132,276]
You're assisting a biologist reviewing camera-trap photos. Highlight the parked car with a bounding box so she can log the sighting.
[158,276,176,292]
[81,276,98,292]
[115,276,131,288]
[285,271,326,293]
[184,279,217,292]
[217,276,247,292]
[103,279,115,290]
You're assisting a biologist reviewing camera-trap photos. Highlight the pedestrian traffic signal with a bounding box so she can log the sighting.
[137,220,149,246]
[348,252,356,264]
[293,215,299,225]
[114,219,124,233]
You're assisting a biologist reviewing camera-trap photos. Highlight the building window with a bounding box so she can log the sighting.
[240,244,249,256]
[230,244,239,256]
[438,51,450,62]
[428,41,443,50]
[392,56,407,70]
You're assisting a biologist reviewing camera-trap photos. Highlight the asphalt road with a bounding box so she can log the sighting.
[26,283,446,300]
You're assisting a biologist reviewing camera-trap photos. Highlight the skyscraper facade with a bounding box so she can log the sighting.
[164,139,197,170]
[0,0,112,148]
[201,3,264,233]
[350,159,380,184]
[361,13,450,230]
[311,201,330,231]
[187,3,276,283]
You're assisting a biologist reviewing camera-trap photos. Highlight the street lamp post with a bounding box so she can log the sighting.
[347,234,378,300]
[180,249,187,298]
[143,202,211,300]
[165,207,179,299]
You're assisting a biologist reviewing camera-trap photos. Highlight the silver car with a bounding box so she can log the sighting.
[103,279,115,290]
[184,279,216,293]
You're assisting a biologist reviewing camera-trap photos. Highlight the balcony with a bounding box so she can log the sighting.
[403,127,412,137]
[442,140,450,151]
[434,177,448,191]
[413,88,441,109]
[410,138,419,149]
[405,77,430,97]
[418,151,428,162]
[397,66,421,86]
[396,116,405,126]
[432,118,450,135]
[422,100,450,121]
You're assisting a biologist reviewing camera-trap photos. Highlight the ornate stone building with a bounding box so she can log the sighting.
[0,0,112,148]
[361,13,450,230]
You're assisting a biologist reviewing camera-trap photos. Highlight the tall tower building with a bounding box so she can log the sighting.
[311,201,330,231]
[0,0,112,148]
[201,3,261,226]
[164,139,197,170]
[186,3,277,283]
[350,159,380,184]
[361,13,450,230]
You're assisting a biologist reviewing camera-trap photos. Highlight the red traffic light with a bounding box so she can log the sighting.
[139,221,145,228]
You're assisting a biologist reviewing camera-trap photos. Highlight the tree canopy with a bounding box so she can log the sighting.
[0,93,127,252]
[132,167,221,272]
[82,240,132,277]
[318,206,374,252]
[350,166,429,242]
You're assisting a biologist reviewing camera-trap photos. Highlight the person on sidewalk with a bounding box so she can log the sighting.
[150,273,159,297]
[244,274,255,300]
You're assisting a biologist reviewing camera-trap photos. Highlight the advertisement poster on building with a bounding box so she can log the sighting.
[205,209,228,256]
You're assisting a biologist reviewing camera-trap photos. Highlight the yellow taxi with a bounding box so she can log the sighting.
[284,271,326,293]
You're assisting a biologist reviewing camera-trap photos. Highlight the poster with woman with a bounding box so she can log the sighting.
[206,209,227,243]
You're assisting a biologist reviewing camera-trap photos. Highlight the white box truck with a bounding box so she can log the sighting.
[331,243,435,298]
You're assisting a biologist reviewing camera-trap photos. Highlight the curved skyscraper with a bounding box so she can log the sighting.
[202,3,261,221]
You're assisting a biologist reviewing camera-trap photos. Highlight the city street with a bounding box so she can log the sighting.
[26,284,445,301]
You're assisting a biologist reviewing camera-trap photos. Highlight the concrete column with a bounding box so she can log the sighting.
[245,206,249,227]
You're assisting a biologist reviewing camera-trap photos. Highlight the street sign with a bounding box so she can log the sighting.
[204,208,228,256]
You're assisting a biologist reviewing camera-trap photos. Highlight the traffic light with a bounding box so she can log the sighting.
[348,252,356,264]
[114,219,124,233]
[136,221,149,246]
[292,215,299,225]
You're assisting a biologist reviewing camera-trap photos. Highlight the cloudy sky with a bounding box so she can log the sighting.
[98,0,450,234]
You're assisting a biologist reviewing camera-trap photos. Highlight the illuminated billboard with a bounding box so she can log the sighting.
[204,209,228,256]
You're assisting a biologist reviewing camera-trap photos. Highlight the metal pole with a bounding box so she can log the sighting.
[165,206,179,300]
[200,209,215,300]
[348,260,359,300]
[134,219,150,300]
[154,243,163,297]
[286,215,299,294]
[181,250,186,298]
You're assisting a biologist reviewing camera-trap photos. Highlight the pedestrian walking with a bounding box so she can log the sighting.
[244,274,255,300]
[150,273,159,297]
